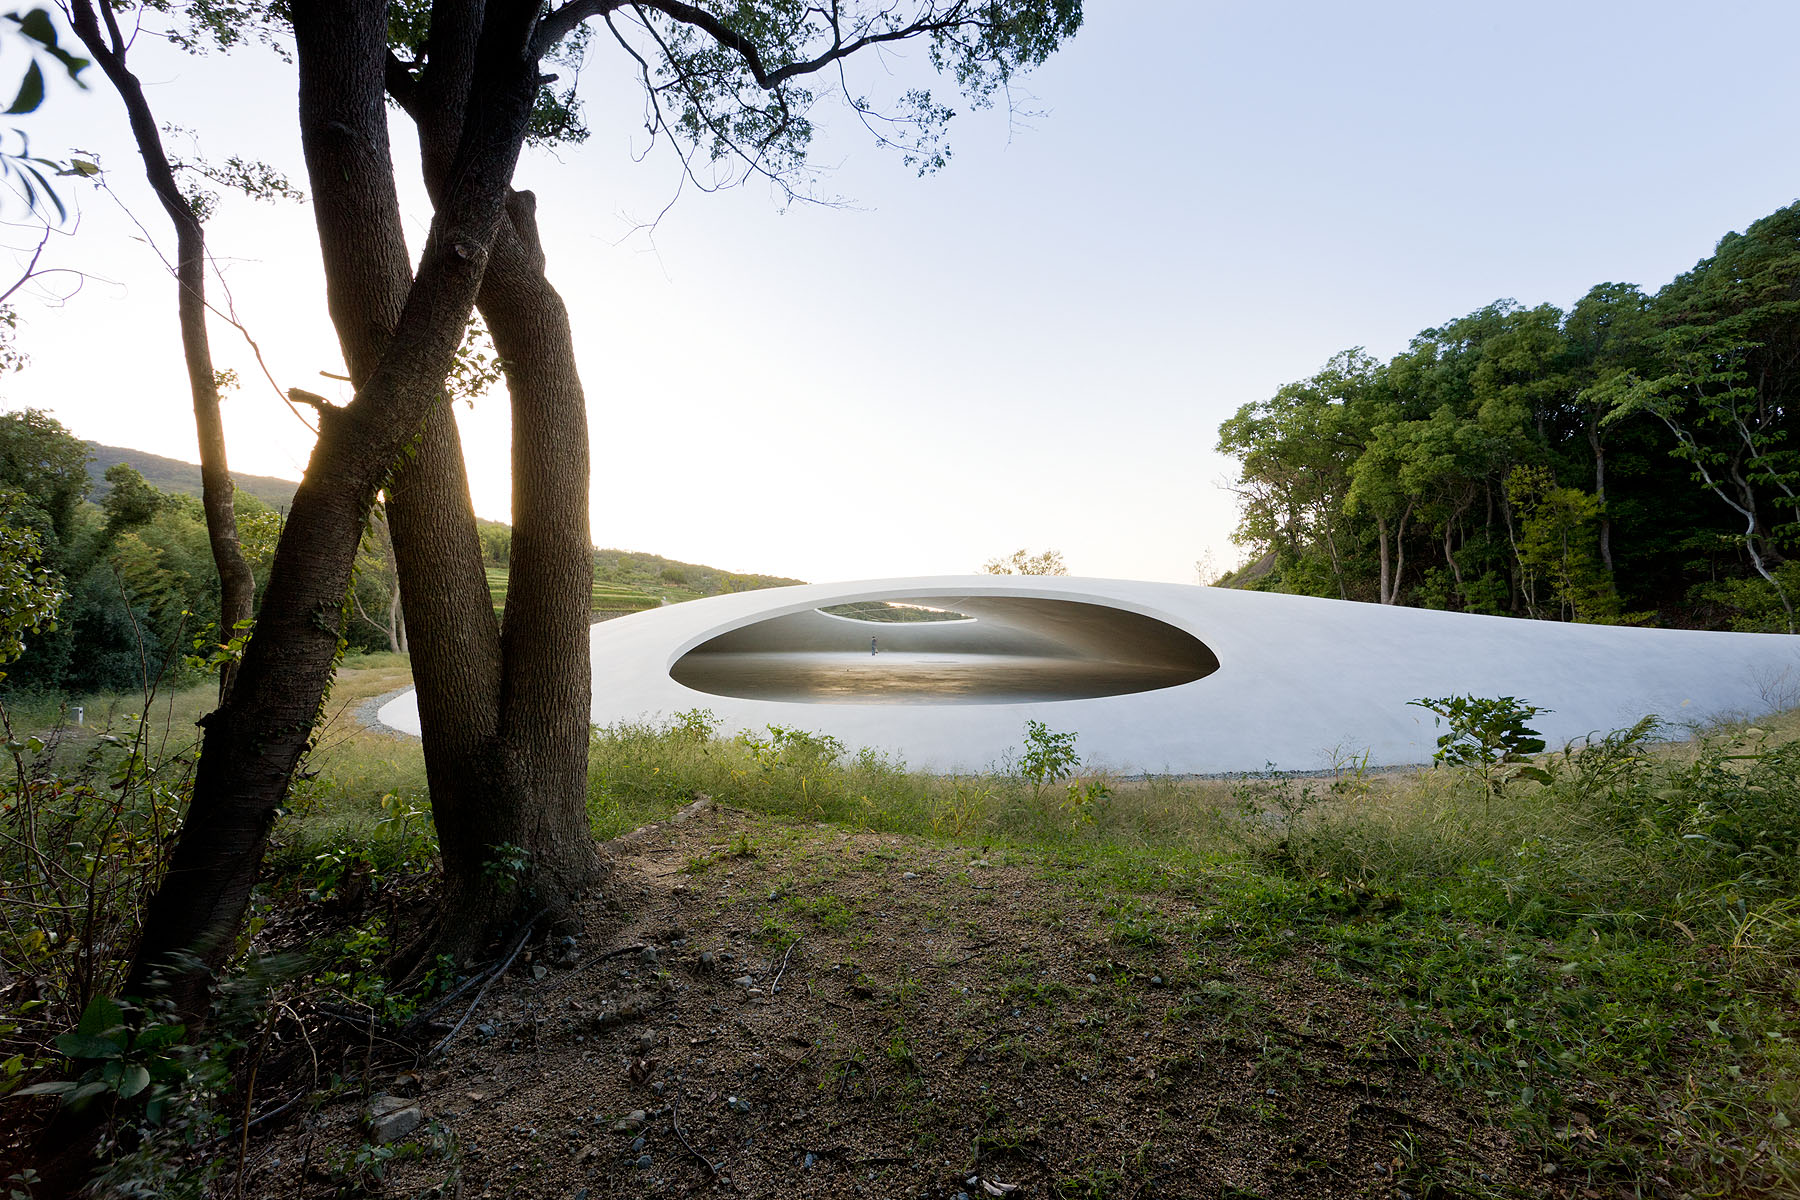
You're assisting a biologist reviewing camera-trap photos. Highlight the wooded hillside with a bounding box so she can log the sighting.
[1218,201,1800,632]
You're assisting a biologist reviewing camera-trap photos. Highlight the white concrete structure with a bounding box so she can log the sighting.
[376,576,1800,774]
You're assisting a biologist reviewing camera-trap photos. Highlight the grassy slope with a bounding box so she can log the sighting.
[14,667,1793,1196]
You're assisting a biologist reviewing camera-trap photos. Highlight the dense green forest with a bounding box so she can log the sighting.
[0,411,803,694]
[1217,201,1800,632]
[0,411,289,693]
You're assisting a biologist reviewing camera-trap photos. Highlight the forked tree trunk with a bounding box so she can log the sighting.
[122,0,541,1018]
[66,0,256,698]
[377,7,599,963]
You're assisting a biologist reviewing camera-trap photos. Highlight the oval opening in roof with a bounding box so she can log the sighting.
[817,601,972,623]
[670,595,1218,704]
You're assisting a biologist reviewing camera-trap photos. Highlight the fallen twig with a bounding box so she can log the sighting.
[403,962,494,1032]
[769,936,802,994]
[669,1094,719,1179]
[428,915,541,1061]
[566,940,651,980]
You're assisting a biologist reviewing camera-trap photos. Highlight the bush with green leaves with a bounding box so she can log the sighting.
[13,996,183,1110]
[0,487,63,692]
[1015,719,1079,796]
[738,724,845,774]
[1410,693,1551,796]
[0,706,190,1034]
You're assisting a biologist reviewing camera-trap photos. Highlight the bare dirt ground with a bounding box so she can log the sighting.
[248,802,1539,1199]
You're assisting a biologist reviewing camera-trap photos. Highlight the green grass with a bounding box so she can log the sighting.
[13,664,1794,1196]
[583,709,1800,1196]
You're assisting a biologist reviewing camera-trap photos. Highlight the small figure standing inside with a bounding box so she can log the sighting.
[871,637,878,656]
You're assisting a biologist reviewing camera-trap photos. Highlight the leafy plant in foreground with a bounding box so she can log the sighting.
[1016,720,1079,798]
[1411,694,1551,797]
[14,996,183,1110]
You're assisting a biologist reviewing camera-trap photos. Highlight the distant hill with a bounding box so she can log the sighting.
[85,443,299,510]
[485,549,804,619]
[85,442,804,613]
[591,548,803,601]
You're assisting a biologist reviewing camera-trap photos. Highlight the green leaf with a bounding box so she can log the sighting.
[13,9,57,49]
[75,995,123,1036]
[132,1022,185,1051]
[66,1080,110,1107]
[53,1032,122,1060]
[115,1064,149,1098]
[7,61,44,115]
[12,1080,75,1096]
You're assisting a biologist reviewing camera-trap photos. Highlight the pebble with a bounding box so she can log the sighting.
[631,1135,646,1152]
[734,975,754,987]
[728,1097,752,1114]
[532,964,548,981]
[802,1153,816,1169]
[902,871,919,880]
[635,1154,653,1169]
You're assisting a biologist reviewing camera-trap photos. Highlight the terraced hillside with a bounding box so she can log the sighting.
[483,566,662,617]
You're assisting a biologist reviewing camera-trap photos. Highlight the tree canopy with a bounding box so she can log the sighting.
[1218,200,1800,633]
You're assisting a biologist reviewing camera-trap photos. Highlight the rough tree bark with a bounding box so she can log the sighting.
[65,0,256,697]
[123,0,543,1017]
[375,0,600,964]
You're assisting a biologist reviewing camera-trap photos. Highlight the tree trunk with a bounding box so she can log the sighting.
[123,0,542,1018]
[1314,501,1346,599]
[472,193,600,947]
[66,0,256,698]
[378,510,409,653]
[377,21,600,963]
[1589,419,1613,577]
[1375,514,1391,605]
[1390,501,1411,604]
[1443,518,1463,596]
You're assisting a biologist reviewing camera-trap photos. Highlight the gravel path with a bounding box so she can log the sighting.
[355,686,419,740]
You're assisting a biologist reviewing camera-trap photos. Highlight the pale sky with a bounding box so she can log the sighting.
[6,1,1799,585]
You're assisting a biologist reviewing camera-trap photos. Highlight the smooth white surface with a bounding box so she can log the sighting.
[376,577,1800,773]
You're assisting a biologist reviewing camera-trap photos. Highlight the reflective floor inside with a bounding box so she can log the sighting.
[668,651,1205,704]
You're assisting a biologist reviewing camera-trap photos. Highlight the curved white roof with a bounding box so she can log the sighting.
[377,576,1800,774]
